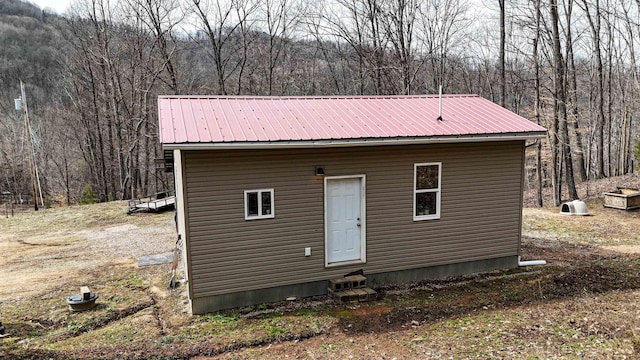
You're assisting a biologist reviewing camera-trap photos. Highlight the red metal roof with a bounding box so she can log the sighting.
[158,95,546,147]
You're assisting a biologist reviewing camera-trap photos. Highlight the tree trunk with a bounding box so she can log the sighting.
[582,0,606,178]
[498,0,506,107]
[564,0,587,181]
[533,0,543,207]
[550,0,578,203]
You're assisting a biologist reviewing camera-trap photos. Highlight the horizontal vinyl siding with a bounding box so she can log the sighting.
[184,142,524,297]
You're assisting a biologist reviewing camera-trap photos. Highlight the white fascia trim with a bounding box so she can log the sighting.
[173,149,191,297]
[162,132,548,150]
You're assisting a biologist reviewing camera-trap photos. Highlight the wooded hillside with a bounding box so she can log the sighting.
[0,0,638,207]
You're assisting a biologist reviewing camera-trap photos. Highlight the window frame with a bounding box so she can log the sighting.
[244,188,275,220]
[413,162,442,221]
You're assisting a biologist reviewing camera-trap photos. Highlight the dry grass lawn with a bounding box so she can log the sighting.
[2,198,640,359]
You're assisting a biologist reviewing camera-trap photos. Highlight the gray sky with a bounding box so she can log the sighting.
[30,0,71,14]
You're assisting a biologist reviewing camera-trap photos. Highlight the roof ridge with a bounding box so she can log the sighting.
[157,94,480,100]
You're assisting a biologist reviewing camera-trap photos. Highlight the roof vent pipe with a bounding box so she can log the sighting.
[436,85,443,121]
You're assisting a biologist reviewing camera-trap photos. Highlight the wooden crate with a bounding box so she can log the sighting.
[604,188,640,210]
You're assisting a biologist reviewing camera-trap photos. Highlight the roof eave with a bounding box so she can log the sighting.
[161,132,547,150]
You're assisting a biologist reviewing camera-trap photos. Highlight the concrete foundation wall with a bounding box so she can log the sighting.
[190,256,518,314]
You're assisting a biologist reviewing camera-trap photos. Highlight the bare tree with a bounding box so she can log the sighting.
[126,0,183,94]
[258,0,303,95]
[382,0,420,94]
[191,0,245,94]
[315,0,386,94]
[563,0,588,181]
[418,0,471,94]
[498,0,505,107]
[550,0,577,203]
[579,0,606,179]
[533,0,543,207]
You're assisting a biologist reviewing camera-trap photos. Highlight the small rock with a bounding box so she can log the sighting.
[411,320,419,326]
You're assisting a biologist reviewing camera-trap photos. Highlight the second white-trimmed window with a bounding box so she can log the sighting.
[244,189,274,220]
[414,163,441,221]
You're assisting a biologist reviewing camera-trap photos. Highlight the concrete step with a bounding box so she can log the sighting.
[328,287,377,303]
[328,275,367,292]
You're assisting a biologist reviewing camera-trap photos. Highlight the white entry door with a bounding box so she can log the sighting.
[325,176,365,265]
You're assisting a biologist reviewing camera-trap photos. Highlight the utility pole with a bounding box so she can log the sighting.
[17,81,44,210]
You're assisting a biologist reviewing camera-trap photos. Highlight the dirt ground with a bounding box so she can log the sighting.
[2,191,640,359]
[0,202,176,302]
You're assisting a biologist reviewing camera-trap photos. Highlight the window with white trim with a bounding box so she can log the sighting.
[244,189,275,220]
[414,163,441,220]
